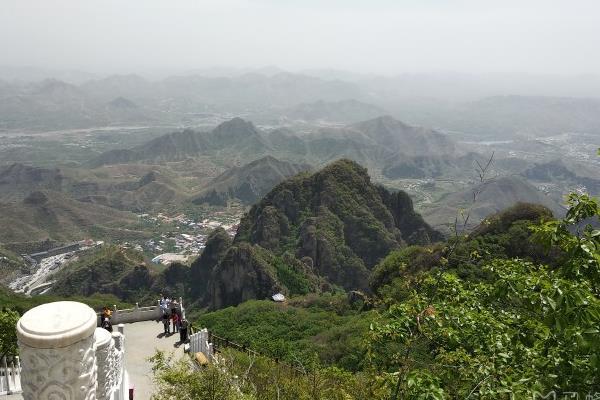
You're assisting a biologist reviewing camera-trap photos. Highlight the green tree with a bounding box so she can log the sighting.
[0,309,19,358]
[368,192,600,398]
[149,350,246,400]
[531,193,600,287]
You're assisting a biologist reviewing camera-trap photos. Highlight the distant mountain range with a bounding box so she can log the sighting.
[89,116,466,176]
[192,156,311,206]
[2,70,600,136]
[422,176,566,233]
[281,99,386,124]
[0,79,156,130]
[0,163,64,202]
[522,159,600,196]
[446,96,600,137]
[0,72,363,130]
[0,162,191,213]
[3,113,592,247]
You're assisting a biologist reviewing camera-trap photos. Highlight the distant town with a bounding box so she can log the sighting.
[134,208,242,265]
[8,205,245,295]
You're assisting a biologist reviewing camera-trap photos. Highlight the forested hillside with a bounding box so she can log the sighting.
[3,156,599,399]
[164,194,600,399]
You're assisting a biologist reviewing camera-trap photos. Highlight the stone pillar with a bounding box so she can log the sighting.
[16,301,98,400]
[94,328,116,400]
[1,355,10,393]
[111,328,126,400]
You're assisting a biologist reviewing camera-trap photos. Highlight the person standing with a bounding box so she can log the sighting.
[172,311,180,333]
[159,294,168,317]
[179,318,189,343]
[102,316,113,332]
[162,311,170,335]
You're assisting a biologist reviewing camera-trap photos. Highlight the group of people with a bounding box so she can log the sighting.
[99,297,190,344]
[159,294,189,343]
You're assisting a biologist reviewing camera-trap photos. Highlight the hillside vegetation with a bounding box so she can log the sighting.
[193,159,441,308]
[50,246,157,303]
[192,156,311,206]
[171,195,600,399]
[0,190,144,243]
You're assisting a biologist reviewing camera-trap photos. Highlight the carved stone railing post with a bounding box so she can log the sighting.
[1,355,10,394]
[16,301,98,400]
[95,328,118,400]
[111,325,128,400]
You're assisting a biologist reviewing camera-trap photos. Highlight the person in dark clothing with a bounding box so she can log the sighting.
[101,317,113,333]
[179,318,189,343]
[172,311,180,333]
[162,311,170,335]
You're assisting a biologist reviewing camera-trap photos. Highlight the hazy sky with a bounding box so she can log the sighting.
[2,0,599,76]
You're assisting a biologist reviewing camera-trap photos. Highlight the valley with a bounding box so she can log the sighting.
[3,3,600,398]
[1,108,598,277]
[1,69,599,400]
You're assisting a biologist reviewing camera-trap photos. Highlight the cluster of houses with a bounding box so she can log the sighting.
[136,210,242,266]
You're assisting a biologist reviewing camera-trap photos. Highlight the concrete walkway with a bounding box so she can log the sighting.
[122,320,186,400]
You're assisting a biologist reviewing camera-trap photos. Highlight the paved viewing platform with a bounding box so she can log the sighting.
[3,300,209,400]
[4,320,187,400]
[123,320,187,399]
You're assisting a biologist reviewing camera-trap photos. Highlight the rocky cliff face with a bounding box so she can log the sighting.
[189,228,232,301]
[379,188,444,244]
[186,159,440,309]
[208,243,281,309]
[234,159,440,291]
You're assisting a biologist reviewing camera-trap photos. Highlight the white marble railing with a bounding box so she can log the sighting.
[94,326,127,400]
[17,301,99,400]
[189,328,213,361]
[14,300,189,399]
[0,356,22,396]
[102,298,185,325]
[16,301,132,400]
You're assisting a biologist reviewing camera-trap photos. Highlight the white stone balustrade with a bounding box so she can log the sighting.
[189,328,214,362]
[0,356,22,395]
[94,327,126,400]
[16,301,98,400]
[12,300,195,399]
[15,301,131,400]
[100,297,185,325]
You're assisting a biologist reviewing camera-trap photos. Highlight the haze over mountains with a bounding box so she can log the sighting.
[0,66,598,298]
[90,115,465,173]
[2,106,594,246]
[3,70,600,138]
[3,2,600,396]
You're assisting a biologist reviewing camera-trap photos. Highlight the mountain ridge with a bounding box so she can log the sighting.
[192,156,312,206]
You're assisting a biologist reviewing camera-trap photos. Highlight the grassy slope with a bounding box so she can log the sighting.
[50,245,157,303]
[0,190,145,243]
[194,295,371,371]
